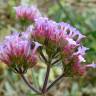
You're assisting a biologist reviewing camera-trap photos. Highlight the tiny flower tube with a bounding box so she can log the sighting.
[85,62,96,68]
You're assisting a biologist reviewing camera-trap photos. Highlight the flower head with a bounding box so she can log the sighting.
[33,17,58,43]
[0,32,40,73]
[14,5,41,21]
[31,17,91,76]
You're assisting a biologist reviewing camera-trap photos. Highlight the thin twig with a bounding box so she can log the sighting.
[52,58,61,65]
[40,49,48,63]
[46,73,65,92]
[20,74,40,94]
[51,48,59,58]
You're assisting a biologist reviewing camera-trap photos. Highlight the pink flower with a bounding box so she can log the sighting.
[58,22,85,44]
[33,18,85,47]
[72,62,96,76]
[73,46,89,56]
[0,32,41,73]
[34,17,57,37]
[14,5,41,21]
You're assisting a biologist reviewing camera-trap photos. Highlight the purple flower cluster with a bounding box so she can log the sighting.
[30,17,95,75]
[0,32,40,73]
[33,18,85,45]
[14,5,41,21]
[0,5,95,76]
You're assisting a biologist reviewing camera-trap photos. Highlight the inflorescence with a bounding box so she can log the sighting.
[0,5,96,94]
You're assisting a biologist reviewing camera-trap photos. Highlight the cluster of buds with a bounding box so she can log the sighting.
[0,5,96,95]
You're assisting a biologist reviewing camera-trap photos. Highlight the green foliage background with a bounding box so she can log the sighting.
[0,0,96,96]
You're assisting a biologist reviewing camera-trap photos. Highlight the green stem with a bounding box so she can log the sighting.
[40,49,48,63]
[42,63,51,93]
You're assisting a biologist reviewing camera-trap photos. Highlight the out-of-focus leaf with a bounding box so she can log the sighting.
[71,82,79,96]
[31,69,39,88]
[63,90,69,96]
[5,81,15,95]
[28,92,40,96]
[38,69,45,87]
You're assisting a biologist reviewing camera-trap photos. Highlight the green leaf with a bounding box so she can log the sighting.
[31,69,39,88]
[38,69,46,87]
[71,83,79,96]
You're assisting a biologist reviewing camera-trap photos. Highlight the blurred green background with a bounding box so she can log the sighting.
[0,0,96,96]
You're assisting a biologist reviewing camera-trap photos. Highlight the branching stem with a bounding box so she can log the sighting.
[20,74,40,94]
[46,73,65,92]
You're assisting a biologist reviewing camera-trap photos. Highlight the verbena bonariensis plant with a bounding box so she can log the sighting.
[0,5,96,95]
